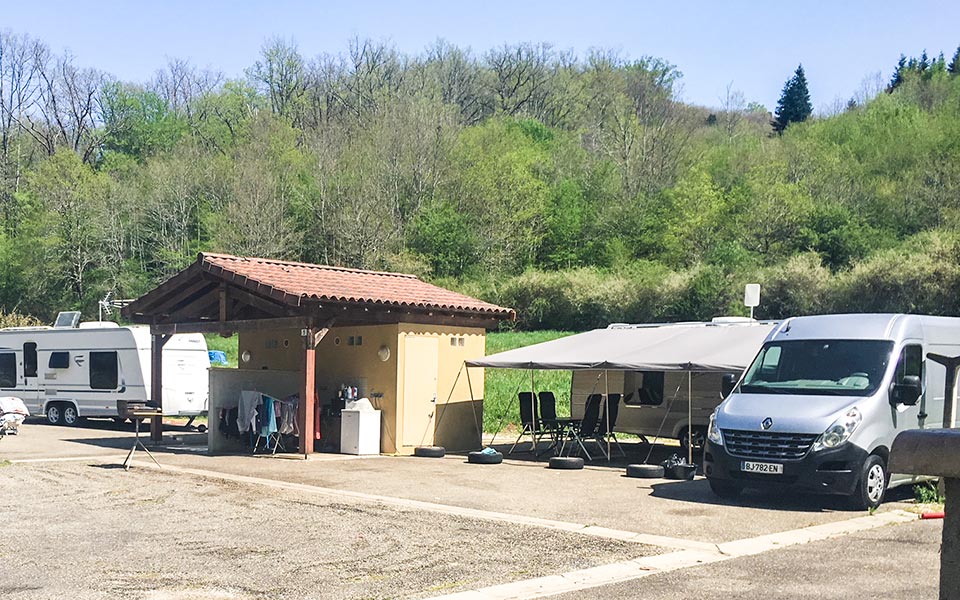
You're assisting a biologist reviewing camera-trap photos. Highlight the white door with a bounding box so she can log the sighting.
[402,336,439,448]
[20,342,41,406]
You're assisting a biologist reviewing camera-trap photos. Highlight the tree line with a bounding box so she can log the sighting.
[1,31,959,328]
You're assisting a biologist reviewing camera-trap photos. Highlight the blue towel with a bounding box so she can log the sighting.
[260,395,278,436]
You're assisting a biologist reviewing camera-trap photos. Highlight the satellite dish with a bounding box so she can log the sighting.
[744,284,760,319]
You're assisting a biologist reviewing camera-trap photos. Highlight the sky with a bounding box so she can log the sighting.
[3,0,959,112]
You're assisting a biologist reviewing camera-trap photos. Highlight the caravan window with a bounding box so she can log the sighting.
[90,351,118,390]
[49,352,70,369]
[625,371,665,406]
[0,353,15,387]
[23,342,37,377]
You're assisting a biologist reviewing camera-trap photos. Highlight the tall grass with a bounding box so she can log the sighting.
[204,334,239,367]
[482,330,574,434]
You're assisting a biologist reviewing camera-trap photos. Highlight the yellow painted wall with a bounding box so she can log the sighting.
[314,324,400,453]
[238,322,486,455]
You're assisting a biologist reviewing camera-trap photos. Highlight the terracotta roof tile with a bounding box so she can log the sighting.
[199,253,514,317]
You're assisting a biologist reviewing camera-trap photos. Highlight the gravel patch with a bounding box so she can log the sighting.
[0,462,659,599]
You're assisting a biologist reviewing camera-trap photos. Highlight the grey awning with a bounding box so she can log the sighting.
[467,321,777,372]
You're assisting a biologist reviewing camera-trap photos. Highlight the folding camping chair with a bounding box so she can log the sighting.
[560,393,602,460]
[595,393,627,459]
[509,392,541,455]
[536,391,563,454]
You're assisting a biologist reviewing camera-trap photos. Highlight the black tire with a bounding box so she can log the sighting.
[626,464,665,478]
[414,446,445,458]
[197,424,208,433]
[46,404,62,425]
[549,456,584,470]
[708,477,743,499]
[850,454,888,511]
[62,404,79,426]
[468,451,503,464]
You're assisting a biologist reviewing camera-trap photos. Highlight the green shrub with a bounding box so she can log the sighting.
[833,231,960,314]
[755,254,833,319]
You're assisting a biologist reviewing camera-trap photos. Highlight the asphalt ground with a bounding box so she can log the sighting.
[0,418,946,599]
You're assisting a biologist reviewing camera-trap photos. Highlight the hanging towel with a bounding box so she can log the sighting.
[260,394,278,436]
[237,390,261,433]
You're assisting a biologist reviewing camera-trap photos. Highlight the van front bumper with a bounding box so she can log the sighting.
[703,439,868,496]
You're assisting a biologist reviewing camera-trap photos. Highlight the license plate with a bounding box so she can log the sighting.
[742,461,783,474]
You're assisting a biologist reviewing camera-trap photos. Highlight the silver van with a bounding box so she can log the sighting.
[704,314,960,509]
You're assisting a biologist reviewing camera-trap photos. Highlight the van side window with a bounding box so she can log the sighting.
[757,346,781,380]
[90,351,118,390]
[895,345,923,383]
[626,371,664,406]
[0,353,15,387]
[23,342,37,377]
[48,351,70,369]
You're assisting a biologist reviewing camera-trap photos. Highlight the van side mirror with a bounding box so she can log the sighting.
[891,375,922,406]
[721,373,738,398]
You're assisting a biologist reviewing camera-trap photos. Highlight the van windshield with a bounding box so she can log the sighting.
[739,340,894,396]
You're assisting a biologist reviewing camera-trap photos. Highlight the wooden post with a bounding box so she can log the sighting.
[149,333,171,443]
[299,327,317,457]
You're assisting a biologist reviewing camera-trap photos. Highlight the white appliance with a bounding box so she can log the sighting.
[340,408,381,455]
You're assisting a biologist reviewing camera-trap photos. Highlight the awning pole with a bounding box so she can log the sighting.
[604,369,610,461]
[464,364,482,450]
[687,371,693,465]
[531,368,537,453]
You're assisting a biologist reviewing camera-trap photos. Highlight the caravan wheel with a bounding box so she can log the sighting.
[46,405,61,425]
[62,405,79,426]
[679,427,706,455]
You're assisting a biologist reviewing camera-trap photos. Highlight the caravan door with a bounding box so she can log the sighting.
[20,341,41,406]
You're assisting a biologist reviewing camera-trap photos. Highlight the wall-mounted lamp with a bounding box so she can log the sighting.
[241,350,252,363]
[377,345,391,362]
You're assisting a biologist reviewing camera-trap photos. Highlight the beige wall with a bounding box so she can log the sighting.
[238,322,486,455]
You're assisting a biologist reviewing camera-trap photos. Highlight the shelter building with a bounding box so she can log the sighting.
[123,253,514,455]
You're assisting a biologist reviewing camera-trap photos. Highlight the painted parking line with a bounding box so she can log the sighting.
[424,510,917,600]
[131,460,714,552]
[9,455,128,464]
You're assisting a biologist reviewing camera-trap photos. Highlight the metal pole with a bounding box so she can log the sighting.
[687,371,693,465]
[604,369,610,461]
[531,368,537,453]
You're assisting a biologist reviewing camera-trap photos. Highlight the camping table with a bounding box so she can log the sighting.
[119,405,163,470]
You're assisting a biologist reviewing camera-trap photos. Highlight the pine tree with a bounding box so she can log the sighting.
[773,64,813,134]
[948,46,960,75]
[889,54,907,91]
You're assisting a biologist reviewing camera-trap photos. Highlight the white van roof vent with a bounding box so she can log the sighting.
[53,311,81,329]
[78,321,120,329]
[710,316,756,324]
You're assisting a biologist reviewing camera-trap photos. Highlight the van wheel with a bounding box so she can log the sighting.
[46,404,61,425]
[62,405,79,426]
[708,477,743,499]
[851,455,888,511]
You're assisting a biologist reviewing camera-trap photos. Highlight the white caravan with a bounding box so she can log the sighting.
[0,314,210,425]
[571,369,733,451]
[705,314,960,509]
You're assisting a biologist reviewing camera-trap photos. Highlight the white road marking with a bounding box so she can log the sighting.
[424,510,918,600]
[8,455,127,464]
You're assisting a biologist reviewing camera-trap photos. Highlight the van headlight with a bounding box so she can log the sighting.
[707,408,723,446]
[812,407,862,451]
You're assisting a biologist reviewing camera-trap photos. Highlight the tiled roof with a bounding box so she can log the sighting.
[199,253,514,318]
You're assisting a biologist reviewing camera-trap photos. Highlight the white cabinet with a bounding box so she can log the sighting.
[340,409,381,455]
